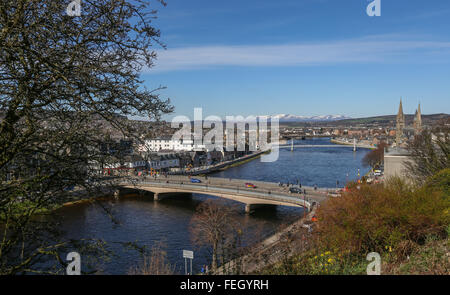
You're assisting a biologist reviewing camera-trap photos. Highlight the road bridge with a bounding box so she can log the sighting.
[118,176,328,213]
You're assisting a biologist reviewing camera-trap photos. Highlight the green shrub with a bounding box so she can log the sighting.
[424,168,450,197]
[315,177,449,256]
[260,169,450,275]
[260,249,368,275]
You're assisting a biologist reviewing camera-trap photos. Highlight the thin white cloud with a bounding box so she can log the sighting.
[146,36,450,72]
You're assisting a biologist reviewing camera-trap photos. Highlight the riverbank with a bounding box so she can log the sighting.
[48,186,118,212]
[61,193,112,208]
[218,150,270,170]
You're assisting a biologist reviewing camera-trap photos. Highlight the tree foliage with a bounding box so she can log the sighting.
[405,119,450,184]
[128,242,176,275]
[362,141,388,168]
[189,200,243,273]
[0,0,172,274]
[315,178,449,255]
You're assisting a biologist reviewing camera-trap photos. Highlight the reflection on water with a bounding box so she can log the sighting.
[55,138,370,274]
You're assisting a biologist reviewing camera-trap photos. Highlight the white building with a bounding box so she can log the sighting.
[383,148,412,180]
[148,154,180,170]
[103,155,147,170]
[137,137,193,152]
[137,137,207,152]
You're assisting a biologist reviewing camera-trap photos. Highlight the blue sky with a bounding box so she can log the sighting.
[139,0,450,120]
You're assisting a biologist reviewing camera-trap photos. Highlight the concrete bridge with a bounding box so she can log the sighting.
[118,176,327,213]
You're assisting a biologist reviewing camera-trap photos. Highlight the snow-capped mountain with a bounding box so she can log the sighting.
[258,114,351,122]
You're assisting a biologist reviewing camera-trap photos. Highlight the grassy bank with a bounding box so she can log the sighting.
[0,200,59,219]
[259,232,449,275]
[384,231,449,274]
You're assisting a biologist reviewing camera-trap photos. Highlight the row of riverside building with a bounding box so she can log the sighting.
[97,137,251,176]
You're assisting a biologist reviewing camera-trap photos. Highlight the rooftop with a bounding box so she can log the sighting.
[384,147,410,157]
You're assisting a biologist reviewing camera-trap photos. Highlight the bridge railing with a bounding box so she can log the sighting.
[137,175,337,194]
[121,179,312,208]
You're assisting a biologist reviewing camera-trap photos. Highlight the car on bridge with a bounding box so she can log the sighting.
[328,192,341,198]
[289,187,302,194]
[245,182,256,188]
[190,178,202,183]
[63,185,75,191]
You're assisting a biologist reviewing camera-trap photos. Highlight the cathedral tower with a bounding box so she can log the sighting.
[396,98,405,145]
[413,103,422,134]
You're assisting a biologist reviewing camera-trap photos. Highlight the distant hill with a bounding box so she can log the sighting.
[259,114,351,123]
[312,113,449,127]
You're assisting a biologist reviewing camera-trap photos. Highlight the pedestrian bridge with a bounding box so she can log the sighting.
[278,144,373,149]
[119,179,313,213]
[277,143,375,150]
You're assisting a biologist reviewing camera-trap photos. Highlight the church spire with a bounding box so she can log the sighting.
[398,98,404,116]
[396,98,405,145]
[414,102,422,134]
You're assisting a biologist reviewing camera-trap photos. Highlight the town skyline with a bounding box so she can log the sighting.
[131,101,447,123]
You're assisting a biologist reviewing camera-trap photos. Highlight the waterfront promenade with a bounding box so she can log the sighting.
[168,150,267,175]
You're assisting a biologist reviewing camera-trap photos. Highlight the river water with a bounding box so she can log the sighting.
[54,138,370,274]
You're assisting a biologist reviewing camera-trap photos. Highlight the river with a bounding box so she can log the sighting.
[54,137,370,274]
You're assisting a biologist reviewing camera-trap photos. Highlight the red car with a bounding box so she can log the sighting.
[245,183,256,188]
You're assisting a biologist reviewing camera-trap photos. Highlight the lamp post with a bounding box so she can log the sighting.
[303,191,306,218]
